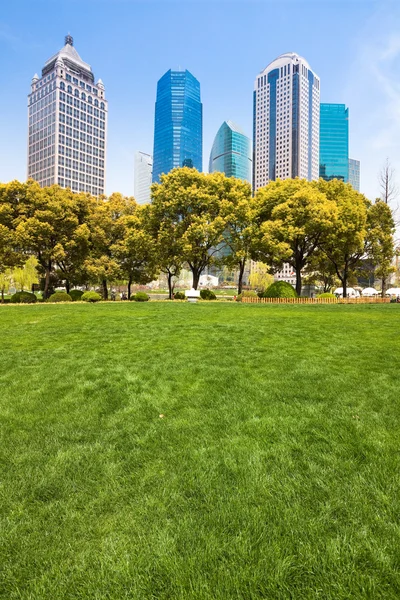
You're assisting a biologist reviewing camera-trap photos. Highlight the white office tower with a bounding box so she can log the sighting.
[134,151,153,204]
[253,52,320,192]
[27,35,108,195]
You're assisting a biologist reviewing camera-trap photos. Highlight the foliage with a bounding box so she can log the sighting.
[12,256,39,292]
[151,168,228,289]
[10,291,37,303]
[48,292,72,303]
[69,289,84,301]
[366,200,395,296]
[317,292,336,299]
[235,290,258,302]
[253,179,337,296]
[173,291,185,300]
[130,291,150,302]
[262,281,297,298]
[81,291,102,303]
[200,289,217,300]
[248,262,274,292]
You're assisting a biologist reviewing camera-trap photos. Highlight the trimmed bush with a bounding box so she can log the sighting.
[317,292,336,299]
[81,291,102,303]
[174,291,185,300]
[236,290,258,302]
[262,281,297,299]
[10,291,37,304]
[48,292,72,303]
[130,292,150,302]
[69,289,84,301]
[200,289,217,300]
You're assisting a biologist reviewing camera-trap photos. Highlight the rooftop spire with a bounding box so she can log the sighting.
[65,34,73,46]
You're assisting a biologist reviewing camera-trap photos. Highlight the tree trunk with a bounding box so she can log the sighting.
[65,279,70,294]
[192,268,202,290]
[102,279,108,300]
[342,271,347,298]
[295,265,302,297]
[238,260,245,295]
[381,276,387,298]
[127,276,132,299]
[1,289,4,304]
[167,271,173,299]
[43,266,51,299]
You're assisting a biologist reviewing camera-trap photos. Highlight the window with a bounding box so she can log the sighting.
[66,74,71,82]
[67,85,72,94]
[60,81,65,90]
[74,89,79,97]
[94,99,99,107]
[100,102,105,110]
[81,92,86,101]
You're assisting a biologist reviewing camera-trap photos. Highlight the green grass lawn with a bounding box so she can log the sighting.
[0,303,399,599]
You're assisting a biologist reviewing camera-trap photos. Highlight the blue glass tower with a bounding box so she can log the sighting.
[209,121,252,183]
[319,103,349,182]
[152,69,202,183]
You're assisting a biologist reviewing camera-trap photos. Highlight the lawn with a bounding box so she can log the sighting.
[0,302,399,599]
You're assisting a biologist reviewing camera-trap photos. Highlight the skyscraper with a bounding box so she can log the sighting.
[134,151,153,204]
[348,158,360,191]
[253,52,320,191]
[152,69,202,183]
[27,35,108,195]
[319,103,349,183]
[209,120,252,183]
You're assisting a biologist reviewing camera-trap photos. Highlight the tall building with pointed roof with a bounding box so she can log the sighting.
[27,35,108,195]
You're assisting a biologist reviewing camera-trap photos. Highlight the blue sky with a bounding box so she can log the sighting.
[1,0,400,204]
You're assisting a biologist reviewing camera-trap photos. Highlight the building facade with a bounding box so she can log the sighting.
[319,103,349,183]
[209,120,252,183]
[348,158,360,191]
[152,69,202,183]
[134,151,153,204]
[27,35,107,195]
[253,52,320,192]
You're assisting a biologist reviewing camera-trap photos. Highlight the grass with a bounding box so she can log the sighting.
[0,302,399,599]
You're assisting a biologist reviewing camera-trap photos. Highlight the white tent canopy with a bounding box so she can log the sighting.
[199,274,219,288]
[361,287,379,296]
[333,287,359,297]
[386,288,400,296]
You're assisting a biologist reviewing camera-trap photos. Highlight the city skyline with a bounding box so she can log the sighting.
[1,0,400,203]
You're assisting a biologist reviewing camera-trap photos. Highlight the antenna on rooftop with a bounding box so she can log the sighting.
[65,34,73,46]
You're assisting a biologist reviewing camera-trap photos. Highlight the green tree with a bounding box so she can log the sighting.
[253,179,337,296]
[248,262,274,293]
[218,177,253,295]
[112,205,158,299]
[303,252,339,293]
[367,200,395,296]
[151,168,227,289]
[85,193,135,299]
[316,179,369,298]
[12,256,39,292]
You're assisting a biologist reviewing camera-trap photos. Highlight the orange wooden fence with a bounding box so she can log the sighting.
[241,296,391,305]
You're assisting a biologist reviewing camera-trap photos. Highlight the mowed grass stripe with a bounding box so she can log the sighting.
[0,303,399,599]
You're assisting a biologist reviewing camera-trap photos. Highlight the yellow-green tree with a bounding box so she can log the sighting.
[248,262,274,292]
[253,179,337,296]
[366,200,395,296]
[12,256,39,292]
[151,168,227,289]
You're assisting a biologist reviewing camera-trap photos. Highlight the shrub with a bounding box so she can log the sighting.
[236,290,258,302]
[317,292,336,299]
[48,292,72,303]
[174,291,185,300]
[81,291,102,303]
[10,291,37,304]
[130,292,150,302]
[200,289,217,300]
[69,289,84,301]
[262,281,297,299]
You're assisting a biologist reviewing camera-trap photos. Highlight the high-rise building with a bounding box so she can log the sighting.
[27,35,107,195]
[134,151,153,204]
[253,52,320,191]
[319,103,349,183]
[152,69,202,183]
[348,158,360,191]
[209,120,252,183]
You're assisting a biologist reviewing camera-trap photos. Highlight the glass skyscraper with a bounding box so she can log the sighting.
[349,158,360,191]
[152,69,202,183]
[253,53,320,192]
[319,103,349,183]
[134,151,153,204]
[209,120,252,183]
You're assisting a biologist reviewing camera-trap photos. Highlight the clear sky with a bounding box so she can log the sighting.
[1,0,400,204]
